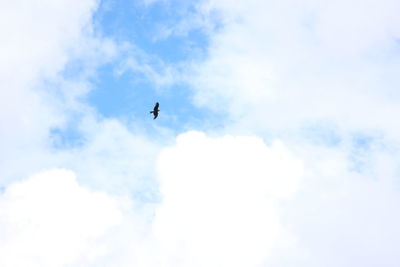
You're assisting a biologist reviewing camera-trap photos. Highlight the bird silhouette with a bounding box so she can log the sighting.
[150,102,159,119]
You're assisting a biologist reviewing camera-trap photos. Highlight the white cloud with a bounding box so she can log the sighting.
[0,169,124,267]
[188,0,400,137]
[0,0,120,185]
[266,146,400,266]
[153,131,303,266]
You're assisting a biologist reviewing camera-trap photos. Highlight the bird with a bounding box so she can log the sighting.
[150,102,159,119]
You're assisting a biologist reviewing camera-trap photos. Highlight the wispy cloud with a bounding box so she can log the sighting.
[187,0,400,137]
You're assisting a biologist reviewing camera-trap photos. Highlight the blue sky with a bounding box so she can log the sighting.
[2,0,400,266]
[88,0,210,123]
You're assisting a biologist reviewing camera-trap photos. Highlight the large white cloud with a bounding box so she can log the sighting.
[0,169,124,267]
[153,131,303,266]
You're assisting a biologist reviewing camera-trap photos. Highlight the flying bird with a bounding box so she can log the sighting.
[150,102,159,119]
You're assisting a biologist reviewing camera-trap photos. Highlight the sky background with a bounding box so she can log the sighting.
[1,0,400,266]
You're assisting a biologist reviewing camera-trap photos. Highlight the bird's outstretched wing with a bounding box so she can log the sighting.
[154,102,159,110]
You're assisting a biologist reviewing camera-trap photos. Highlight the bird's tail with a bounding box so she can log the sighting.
[150,111,154,114]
